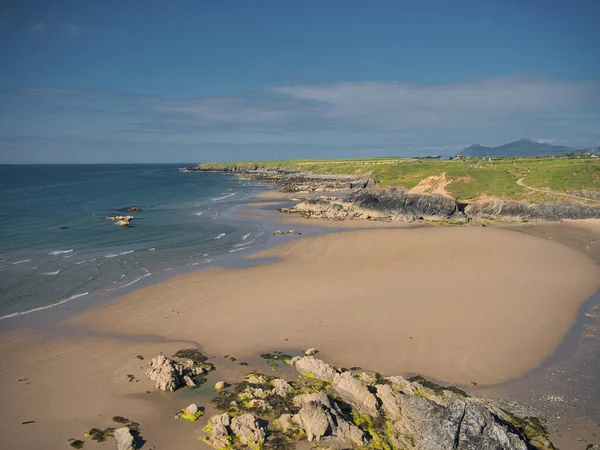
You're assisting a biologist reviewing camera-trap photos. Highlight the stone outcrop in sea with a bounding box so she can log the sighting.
[105,215,134,227]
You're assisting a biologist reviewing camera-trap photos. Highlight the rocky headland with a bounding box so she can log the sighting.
[184,166,600,223]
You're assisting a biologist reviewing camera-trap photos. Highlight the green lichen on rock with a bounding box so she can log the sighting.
[408,375,468,398]
[504,413,556,450]
[181,410,204,422]
[351,410,394,450]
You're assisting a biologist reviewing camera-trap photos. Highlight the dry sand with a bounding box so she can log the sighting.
[1,223,599,449]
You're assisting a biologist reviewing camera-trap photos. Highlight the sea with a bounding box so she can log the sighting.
[0,164,270,319]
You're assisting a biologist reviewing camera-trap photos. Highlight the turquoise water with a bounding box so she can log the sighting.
[0,164,267,319]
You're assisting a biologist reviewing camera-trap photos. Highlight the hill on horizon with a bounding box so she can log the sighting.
[457,138,581,158]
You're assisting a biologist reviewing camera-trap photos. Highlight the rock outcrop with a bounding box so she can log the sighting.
[176,403,204,422]
[145,352,214,391]
[291,391,367,446]
[287,188,600,223]
[202,355,554,449]
[119,206,141,212]
[272,229,302,236]
[114,427,135,450]
[465,198,600,221]
[230,414,266,448]
[202,413,266,450]
[105,215,134,227]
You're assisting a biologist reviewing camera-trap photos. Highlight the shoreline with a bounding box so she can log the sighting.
[1,181,600,449]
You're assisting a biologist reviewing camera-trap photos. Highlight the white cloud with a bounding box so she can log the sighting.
[4,77,600,157]
[271,77,600,132]
[30,23,48,34]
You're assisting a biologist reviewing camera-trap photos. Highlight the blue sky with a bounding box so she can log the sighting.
[1,0,599,163]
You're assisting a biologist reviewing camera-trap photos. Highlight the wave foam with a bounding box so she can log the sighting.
[211,192,236,201]
[229,247,251,253]
[193,211,203,216]
[105,272,151,291]
[12,259,32,265]
[215,233,226,240]
[0,292,89,320]
[241,232,251,240]
[49,249,73,255]
[42,270,61,276]
[105,250,134,258]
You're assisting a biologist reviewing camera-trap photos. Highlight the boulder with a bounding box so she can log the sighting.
[177,403,204,422]
[230,414,266,448]
[332,371,379,416]
[291,356,337,382]
[291,391,367,447]
[203,413,232,449]
[246,374,267,385]
[114,427,134,450]
[296,401,331,441]
[215,381,229,390]
[145,354,214,392]
[145,355,183,391]
[271,378,292,397]
[183,375,195,387]
[375,384,530,450]
[304,348,319,356]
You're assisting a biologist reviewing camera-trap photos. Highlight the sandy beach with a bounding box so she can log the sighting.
[1,217,599,449]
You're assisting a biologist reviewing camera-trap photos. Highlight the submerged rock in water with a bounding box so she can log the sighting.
[119,206,141,212]
[272,229,302,236]
[105,215,134,227]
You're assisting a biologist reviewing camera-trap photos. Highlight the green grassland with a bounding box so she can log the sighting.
[198,157,600,202]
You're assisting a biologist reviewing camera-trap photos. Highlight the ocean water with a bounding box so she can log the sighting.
[0,164,268,319]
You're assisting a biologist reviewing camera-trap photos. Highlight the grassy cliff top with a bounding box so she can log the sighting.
[198,156,600,201]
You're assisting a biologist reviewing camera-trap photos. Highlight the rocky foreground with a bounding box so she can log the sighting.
[185,166,600,222]
[144,351,555,450]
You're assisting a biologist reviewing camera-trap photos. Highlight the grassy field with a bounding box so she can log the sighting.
[198,157,600,201]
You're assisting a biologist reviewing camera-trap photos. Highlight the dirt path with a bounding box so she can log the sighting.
[516,178,600,204]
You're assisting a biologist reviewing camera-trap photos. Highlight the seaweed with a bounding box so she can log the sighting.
[111,416,140,430]
[68,439,85,449]
[84,427,115,442]
[260,351,292,361]
[408,375,468,398]
[173,348,209,364]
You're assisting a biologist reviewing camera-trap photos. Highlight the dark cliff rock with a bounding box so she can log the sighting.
[465,199,600,221]
[346,187,462,221]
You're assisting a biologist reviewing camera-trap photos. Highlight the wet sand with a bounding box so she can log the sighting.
[1,218,599,449]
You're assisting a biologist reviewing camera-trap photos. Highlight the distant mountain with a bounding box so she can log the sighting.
[457,138,578,158]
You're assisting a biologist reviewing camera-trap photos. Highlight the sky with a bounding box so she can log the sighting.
[0,0,599,163]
